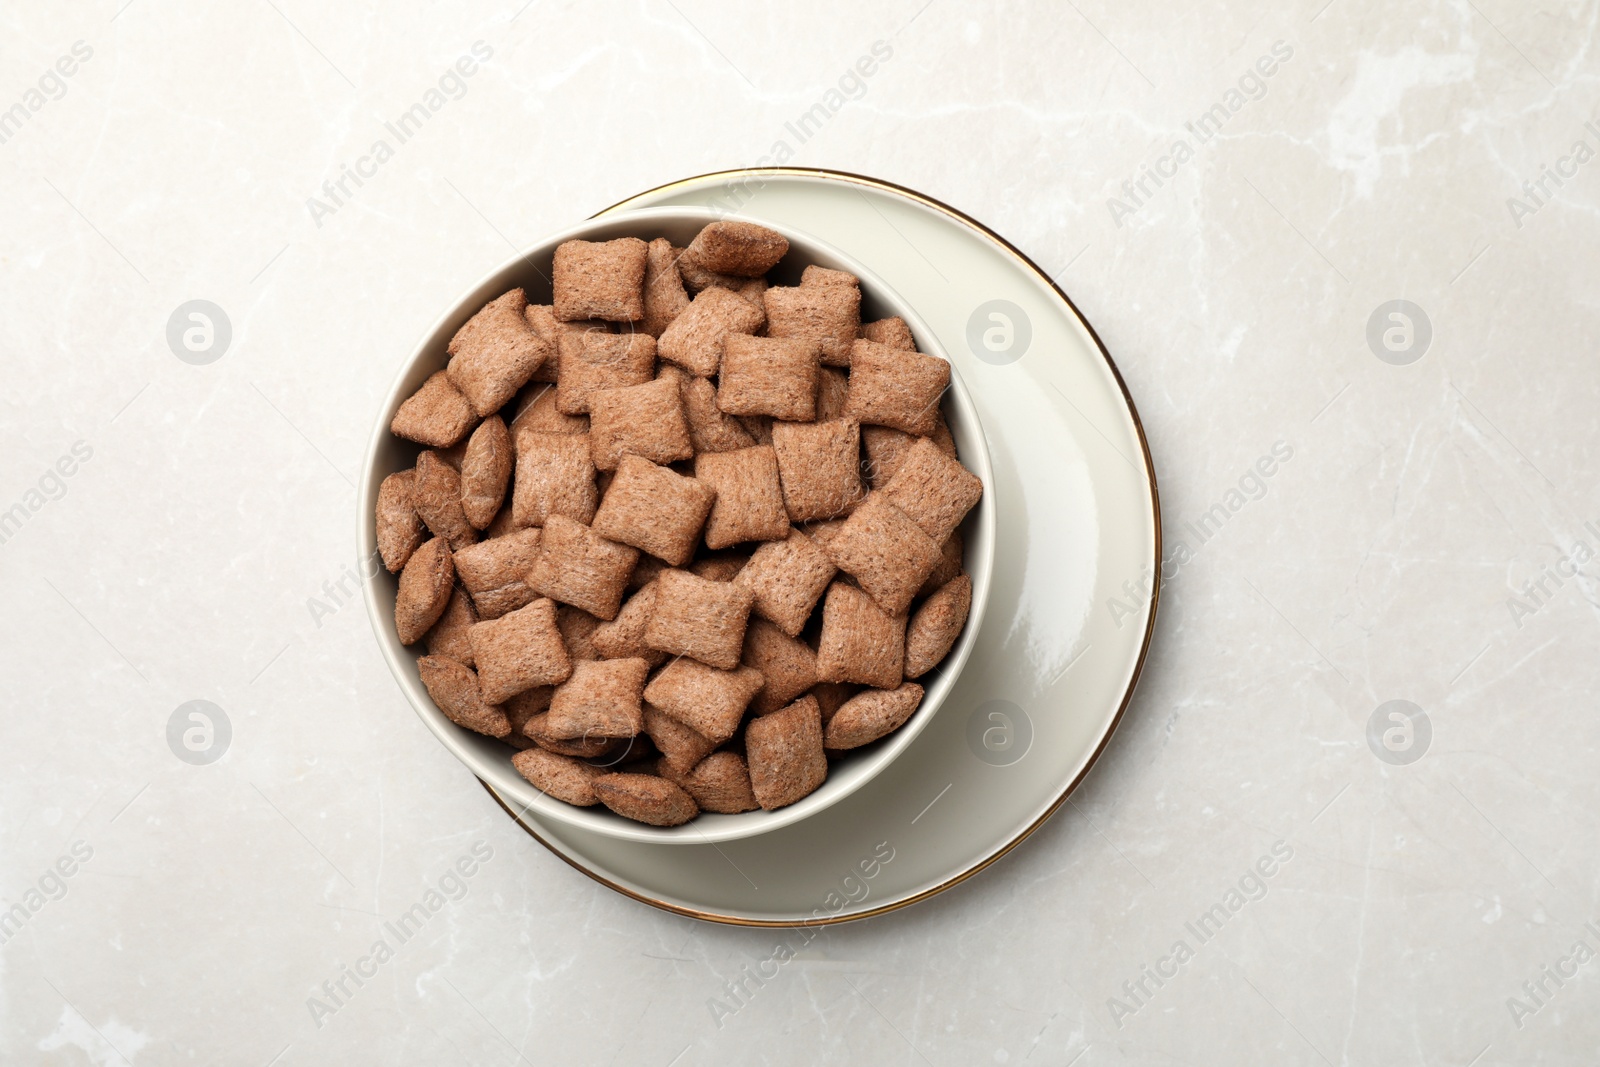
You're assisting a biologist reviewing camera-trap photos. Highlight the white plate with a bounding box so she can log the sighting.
[485,169,1161,925]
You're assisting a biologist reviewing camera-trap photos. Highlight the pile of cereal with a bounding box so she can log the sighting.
[378,221,981,826]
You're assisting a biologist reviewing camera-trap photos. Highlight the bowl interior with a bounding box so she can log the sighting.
[360,205,995,844]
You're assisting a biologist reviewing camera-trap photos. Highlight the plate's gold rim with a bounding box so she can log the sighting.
[483,166,1162,928]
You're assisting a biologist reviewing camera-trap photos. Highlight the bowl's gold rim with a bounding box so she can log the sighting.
[481,166,1163,928]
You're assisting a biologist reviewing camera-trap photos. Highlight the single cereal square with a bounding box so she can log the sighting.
[905,574,972,678]
[591,582,667,666]
[745,695,827,810]
[460,415,512,529]
[860,316,916,351]
[527,515,640,621]
[814,581,906,689]
[644,569,755,671]
[816,366,850,422]
[643,657,764,743]
[694,446,789,549]
[733,528,836,636]
[446,289,552,416]
[591,454,715,566]
[512,748,603,806]
[639,238,691,337]
[553,238,648,322]
[424,587,479,666]
[588,377,694,471]
[823,494,942,616]
[510,384,587,448]
[545,657,650,738]
[763,283,860,367]
[642,705,716,776]
[391,370,478,448]
[657,286,766,377]
[468,597,573,703]
[743,617,818,715]
[675,751,759,813]
[680,373,756,453]
[716,335,820,422]
[413,450,478,550]
[771,418,862,522]
[801,264,858,288]
[417,656,511,738]
[376,470,424,573]
[824,683,924,749]
[512,431,598,528]
[880,437,984,543]
[555,331,657,414]
[684,221,789,276]
[453,527,542,619]
[395,536,454,645]
[844,339,950,436]
[592,773,698,826]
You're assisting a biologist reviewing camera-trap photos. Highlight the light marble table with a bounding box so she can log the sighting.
[2,2,1595,1063]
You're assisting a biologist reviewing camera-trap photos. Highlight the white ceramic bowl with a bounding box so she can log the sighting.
[360,205,995,844]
